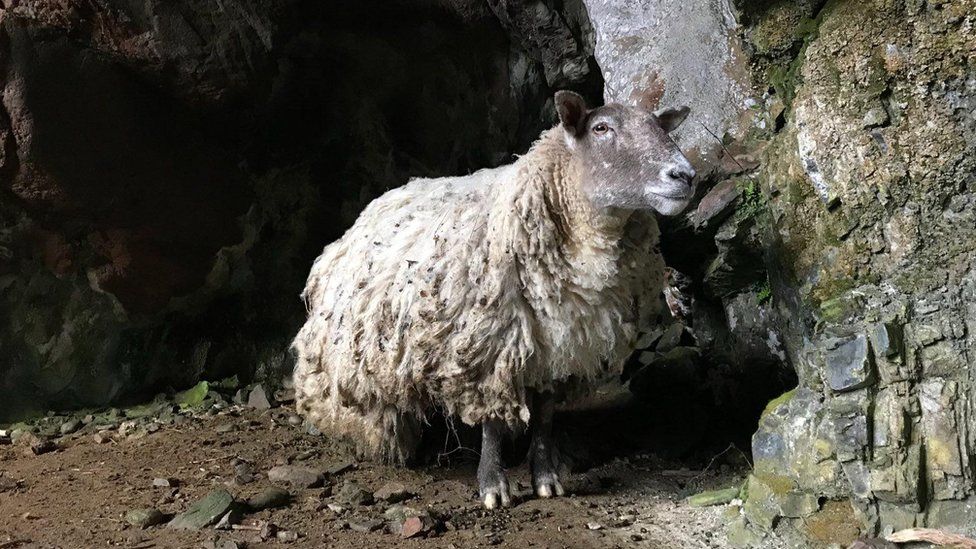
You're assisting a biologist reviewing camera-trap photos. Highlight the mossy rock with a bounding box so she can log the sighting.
[761,388,796,419]
[802,500,862,545]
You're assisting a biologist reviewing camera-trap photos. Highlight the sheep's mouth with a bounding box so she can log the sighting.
[648,190,692,201]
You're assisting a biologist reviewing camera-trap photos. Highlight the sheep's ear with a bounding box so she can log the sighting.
[555,90,588,137]
[654,106,691,133]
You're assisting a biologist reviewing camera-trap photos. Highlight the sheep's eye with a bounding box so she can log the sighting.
[592,122,610,135]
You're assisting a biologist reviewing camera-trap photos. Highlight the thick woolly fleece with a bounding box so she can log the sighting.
[292,127,665,463]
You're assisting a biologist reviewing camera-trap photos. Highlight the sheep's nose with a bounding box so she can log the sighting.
[668,167,696,186]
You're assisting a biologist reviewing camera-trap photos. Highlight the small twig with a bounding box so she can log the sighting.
[887,528,976,548]
[699,122,745,171]
[436,416,478,466]
[230,524,263,532]
[691,443,752,484]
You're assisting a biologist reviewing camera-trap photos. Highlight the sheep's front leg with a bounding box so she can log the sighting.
[529,391,565,498]
[478,419,511,509]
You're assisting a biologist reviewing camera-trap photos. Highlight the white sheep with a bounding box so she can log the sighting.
[292,91,695,508]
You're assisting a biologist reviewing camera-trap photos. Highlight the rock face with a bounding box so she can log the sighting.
[742,0,976,541]
[0,0,598,420]
[585,0,753,162]
[592,0,976,542]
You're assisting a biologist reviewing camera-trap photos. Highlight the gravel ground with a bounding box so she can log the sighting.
[0,387,766,549]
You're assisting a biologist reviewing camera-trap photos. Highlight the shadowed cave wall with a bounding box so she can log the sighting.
[0,0,604,419]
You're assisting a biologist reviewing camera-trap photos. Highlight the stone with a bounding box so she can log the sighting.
[687,487,740,507]
[125,508,166,529]
[259,521,278,540]
[267,465,323,489]
[276,530,299,542]
[247,487,291,511]
[59,419,82,435]
[153,478,178,488]
[384,504,422,523]
[348,517,383,533]
[92,432,111,444]
[726,517,765,548]
[247,385,273,410]
[213,507,243,530]
[823,335,875,392]
[401,516,434,538]
[695,180,741,228]
[30,439,57,455]
[586,522,603,530]
[175,381,209,408]
[324,460,355,476]
[584,0,754,161]
[233,462,255,485]
[373,481,413,503]
[167,489,238,530]
[336,481,373,506]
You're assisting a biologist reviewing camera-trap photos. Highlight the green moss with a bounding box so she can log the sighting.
[803,500,862,545]
[687,487,741,507]
[761,388,796,419]
[755,276,773,305]
[763,1,838,107]
[175,381,210,409]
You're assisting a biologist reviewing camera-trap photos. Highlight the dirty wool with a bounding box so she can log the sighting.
[293,127,664,462]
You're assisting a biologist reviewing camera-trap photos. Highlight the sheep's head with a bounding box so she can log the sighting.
[555,90,696,216]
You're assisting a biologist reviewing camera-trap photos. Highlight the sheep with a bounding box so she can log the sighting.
[292,90,696,508]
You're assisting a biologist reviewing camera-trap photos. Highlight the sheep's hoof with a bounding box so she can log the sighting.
[480,477,512,509]
[535,480,565,498]
[482,489,512,510]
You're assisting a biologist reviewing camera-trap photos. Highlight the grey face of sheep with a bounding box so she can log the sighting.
[555,91,697,216]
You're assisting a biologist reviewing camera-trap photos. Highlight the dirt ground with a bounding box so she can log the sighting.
[0,395,758,549]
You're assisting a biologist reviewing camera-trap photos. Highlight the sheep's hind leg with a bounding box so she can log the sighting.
[529,391,565,498]
[478,419,511,509]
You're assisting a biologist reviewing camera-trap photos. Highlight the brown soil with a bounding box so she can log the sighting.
[0,403,749,549]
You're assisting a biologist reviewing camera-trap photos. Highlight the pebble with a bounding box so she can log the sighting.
[59,419,82,436]
[336,481,373,506]
[259,521,278,540]
[233,461,255,484]
[214,508,243,530]
[277,530,299,542]
[152,477,178,488]
[215,423,237,434]
[373,481,413,503]
[401,516,429,538]
[348,517,383,533]
[30,439,57,455]
[247,487,291,511]
[384,504,421,522]
[267,465,323,489]
[325,460,355,476]
[125,508,166,529]
[167,489,238,530]
[287,415,302,427]
[247,385,273,410]
[587,522,604,530]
